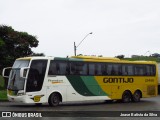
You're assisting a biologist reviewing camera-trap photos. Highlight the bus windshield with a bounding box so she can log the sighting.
[8,60,30,91]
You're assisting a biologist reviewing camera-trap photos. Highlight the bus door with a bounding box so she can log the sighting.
[26,60,47,92]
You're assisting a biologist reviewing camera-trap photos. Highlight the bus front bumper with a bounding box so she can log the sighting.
[7,95,36,103]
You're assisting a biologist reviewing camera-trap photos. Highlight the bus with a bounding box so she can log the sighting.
[2,56,158,106]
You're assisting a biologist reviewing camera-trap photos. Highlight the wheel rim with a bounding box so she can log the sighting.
[133,91,140,102]
[51,94,60,106]
[123,91,131,103]
[53,95,59,103]
[49,93,60,106]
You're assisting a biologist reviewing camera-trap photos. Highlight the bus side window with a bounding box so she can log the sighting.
[101,63,108,75]
[134,65,145,76]
[70,62,88,75]
[128,65,134,75]
[122,65,128,75]
[59,62,68,75]
[144,65,156,76]
[89,63,95,75]
[95,63,102,75]
[112,64,121,75]
[70,62,80,75]
[70,62,77,75]
[150,65,156,76]
[77,63,87,75]
[107,64,112,75]
[48,61,59,75]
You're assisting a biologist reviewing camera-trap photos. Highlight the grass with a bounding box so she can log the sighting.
[0,75,5,89]
[0,90,7,101]
[0,75,7,101]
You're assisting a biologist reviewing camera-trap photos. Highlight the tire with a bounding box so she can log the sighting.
[48,93,60,107]
[122,91,131,103]
[132,91,141,102]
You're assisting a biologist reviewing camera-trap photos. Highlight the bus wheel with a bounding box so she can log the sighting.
[122,91,131,103]
[132,90,141,102]
[48,93,60,107]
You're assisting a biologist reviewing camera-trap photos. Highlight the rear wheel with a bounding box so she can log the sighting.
[48,93,60,107]
[122,91,131,103]
[132,90,141,102]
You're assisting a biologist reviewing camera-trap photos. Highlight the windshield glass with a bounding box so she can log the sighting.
[8,60,30,91]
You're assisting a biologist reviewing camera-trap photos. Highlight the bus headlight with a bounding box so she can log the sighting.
[17,93,25,96]
[17,90,25,96]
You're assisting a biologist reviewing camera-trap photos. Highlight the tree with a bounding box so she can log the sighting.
[0,25,43,88]
[115,55,125,59]
[151,53,160,58]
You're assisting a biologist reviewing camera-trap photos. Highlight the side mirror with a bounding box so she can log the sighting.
[20,67,29,78]
[2,67,12,78]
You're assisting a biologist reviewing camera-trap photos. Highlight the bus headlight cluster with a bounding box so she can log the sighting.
[17,93,25,96]
[17,90,25,96]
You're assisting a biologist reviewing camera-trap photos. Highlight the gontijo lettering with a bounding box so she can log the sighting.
[103,77,134,83]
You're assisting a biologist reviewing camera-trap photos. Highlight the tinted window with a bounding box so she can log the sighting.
[26,60,47,92]
[112,64,121,75]
[48,61,156,76]
[146,65,156,76]
[122,65,128,75]
[134,65,145,76]
[95,63,102,75]
[101,63,108,75]
[89,63,95,75]
[122,65,134,76]
[70,62,87,75]
[48,61,69,75]
[128,65,134,75]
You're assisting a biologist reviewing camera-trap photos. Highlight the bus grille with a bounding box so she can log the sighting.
[147,86,156,95]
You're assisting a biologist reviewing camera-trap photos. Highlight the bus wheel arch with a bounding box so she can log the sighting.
[48,92,62,106]
[132,90,142,102]
[122,90,132,103]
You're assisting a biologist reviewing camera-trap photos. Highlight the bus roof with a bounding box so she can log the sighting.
[71,56,120,61]
[16,56,157,64]
[70,56,157,64]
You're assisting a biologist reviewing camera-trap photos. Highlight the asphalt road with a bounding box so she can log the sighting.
[0,96,160,120]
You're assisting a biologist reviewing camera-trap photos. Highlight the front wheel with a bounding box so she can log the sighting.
[122,91,131,103]
[48,93,60,107]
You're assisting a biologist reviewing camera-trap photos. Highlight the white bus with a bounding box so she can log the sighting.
[2,56,158,106]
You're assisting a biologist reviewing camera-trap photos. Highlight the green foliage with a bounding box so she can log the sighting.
[0,75,7,100]
[0,75,5,90]
[115,55,125,59]
[0,90,7,100]
[0,25,40,73]
[122,56,160,62]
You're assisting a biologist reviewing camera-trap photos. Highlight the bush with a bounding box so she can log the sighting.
[0,75,5,90]
[0,90,7,100]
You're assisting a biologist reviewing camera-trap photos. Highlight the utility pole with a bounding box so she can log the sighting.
[74,32,92,56]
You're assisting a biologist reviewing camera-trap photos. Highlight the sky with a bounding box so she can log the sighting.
[1,0,160,57]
